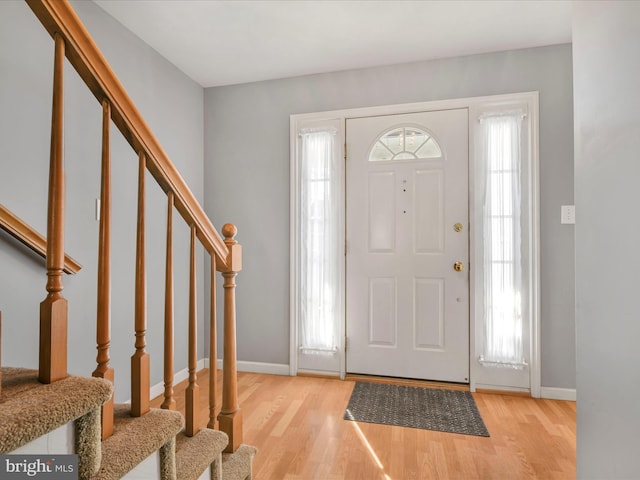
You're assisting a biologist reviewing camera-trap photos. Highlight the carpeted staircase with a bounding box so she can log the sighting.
[0,367,256,480]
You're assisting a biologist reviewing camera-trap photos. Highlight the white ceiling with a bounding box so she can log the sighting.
[93,0,572,88]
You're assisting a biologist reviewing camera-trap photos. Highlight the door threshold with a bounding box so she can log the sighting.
[345,373,470,391]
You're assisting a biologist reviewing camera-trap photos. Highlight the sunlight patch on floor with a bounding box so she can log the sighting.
[349,419,392,480]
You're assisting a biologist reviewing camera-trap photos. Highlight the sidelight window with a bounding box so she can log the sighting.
[478,111,527,369]
[297,126,340,354]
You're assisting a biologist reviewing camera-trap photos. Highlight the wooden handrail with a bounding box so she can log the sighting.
[0,204,81,274]
[25,0,230,270]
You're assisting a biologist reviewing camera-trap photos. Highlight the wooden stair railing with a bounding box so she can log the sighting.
[25,0,230,265]
[0,204,81,274]
[23,0,244,451]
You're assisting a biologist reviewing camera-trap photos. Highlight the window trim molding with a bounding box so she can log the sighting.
[290,92,540,395]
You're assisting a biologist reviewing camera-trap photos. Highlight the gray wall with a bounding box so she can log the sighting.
[0,0,205,402]
[204,44,576,389]
[574,1,640,477]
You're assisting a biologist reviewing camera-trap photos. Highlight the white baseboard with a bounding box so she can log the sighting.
[297,368,341,377]
[148,359,207,401]
[474,383,530,394]
[149,360,574,401]
[146,357,288,402]
[540,387,576,401]
[474,383,576,402]
[213,358,290,376]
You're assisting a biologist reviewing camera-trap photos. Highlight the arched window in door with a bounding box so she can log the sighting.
[369,126,442,162]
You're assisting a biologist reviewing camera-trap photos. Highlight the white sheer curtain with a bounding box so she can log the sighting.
[479,112,526,369]
[299,127,339,353]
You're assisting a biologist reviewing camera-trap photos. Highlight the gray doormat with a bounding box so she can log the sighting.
[344,381,489,437]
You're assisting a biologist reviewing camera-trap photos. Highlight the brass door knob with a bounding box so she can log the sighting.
[454,223,464,232]
[453,261,464,272]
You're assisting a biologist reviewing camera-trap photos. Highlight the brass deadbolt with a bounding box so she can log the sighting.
[453,261,465,272]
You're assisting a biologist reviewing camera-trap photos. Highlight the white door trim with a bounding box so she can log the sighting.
[290,92,540,395]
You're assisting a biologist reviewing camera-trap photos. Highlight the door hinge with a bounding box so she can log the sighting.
[344,142,347,161]
[345,336,348,352]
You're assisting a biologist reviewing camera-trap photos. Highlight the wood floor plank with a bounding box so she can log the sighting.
[151,370,575,479]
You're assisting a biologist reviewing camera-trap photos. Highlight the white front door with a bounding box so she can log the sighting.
[346,109,469,383]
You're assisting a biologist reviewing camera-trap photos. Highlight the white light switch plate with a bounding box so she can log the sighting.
[561,205,575,224]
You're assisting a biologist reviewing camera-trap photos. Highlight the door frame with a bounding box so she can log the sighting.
[290,92,540,396]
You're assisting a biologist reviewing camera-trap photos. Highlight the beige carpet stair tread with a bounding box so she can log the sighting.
[175,429,228,480]
[92,403,183,480]
[0,367,113,453]
[220,444,258,480]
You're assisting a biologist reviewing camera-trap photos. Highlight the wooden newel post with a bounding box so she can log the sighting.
[217,223,243,453]
[40,33,68,384]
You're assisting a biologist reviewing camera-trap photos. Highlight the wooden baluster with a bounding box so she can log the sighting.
[161,192,176,410]
[93,99,114,439]
[217,224,243,452]
[131,152,150,417]
[208,254,218,429]
[39,33,67,384]
[185,225,200,436]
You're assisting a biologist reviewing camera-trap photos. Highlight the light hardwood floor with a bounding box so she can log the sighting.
[151,370,576,479]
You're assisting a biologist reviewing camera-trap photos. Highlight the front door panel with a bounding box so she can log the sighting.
[346,109,469,382]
